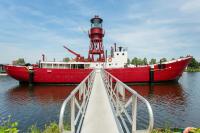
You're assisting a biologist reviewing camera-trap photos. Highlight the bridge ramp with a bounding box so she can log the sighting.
[81,71,120,133]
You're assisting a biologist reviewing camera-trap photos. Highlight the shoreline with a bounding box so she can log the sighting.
[185,68,200,72]
[0,73,8,76]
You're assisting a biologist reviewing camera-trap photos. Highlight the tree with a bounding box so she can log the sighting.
[137,58,143,65]
[188,57,199,69]
[171,58,175,60]
[131,57,138,65]
[143,58,148,65]
[149,58,156,65]
[13,58,25,65]
[63,57,70,62]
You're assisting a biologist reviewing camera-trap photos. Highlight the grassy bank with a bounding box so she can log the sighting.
[0,115,70,133]
[1,116,200,133]
[185,67,200,72]
[152,128,200,133]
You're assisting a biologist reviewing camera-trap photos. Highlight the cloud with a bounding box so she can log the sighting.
[0,0,199,63]
[180,0,200,13]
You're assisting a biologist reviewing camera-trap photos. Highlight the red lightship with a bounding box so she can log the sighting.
[5,16,192,84]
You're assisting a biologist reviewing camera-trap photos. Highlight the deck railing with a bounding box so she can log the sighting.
[101,69,154,133]
[59,70,95,133]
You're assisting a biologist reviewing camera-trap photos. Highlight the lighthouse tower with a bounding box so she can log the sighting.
[88,16,105,62]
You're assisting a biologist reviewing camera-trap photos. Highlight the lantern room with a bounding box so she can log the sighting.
[90,15,103,28]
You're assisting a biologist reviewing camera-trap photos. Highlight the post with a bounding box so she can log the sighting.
[132,95,137,133]
[71,96,75,133]
[149,65,154,83]
[110,77,113,98]
[88,76,90,91]
[116,83,120,116]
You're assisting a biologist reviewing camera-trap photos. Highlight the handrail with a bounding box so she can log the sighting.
[101,69,154,133]
[59,70,95,133]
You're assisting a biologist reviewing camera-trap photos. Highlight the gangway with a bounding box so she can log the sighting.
[59,69,154,133]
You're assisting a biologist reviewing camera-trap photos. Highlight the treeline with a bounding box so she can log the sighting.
[12,58,26,65]
[127,57,168,66]
[186,57,200,72]
[128,56,200,72]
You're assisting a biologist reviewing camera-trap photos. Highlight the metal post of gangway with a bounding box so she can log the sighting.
[59,70,95,133]
[101,69,154,133]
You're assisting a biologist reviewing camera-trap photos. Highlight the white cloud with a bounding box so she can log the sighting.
[0,0,199,63]
[180,0,200,13]
[106,23,191,59]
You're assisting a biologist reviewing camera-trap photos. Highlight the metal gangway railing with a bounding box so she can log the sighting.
[101,69,154,133]
[59,70,95,133]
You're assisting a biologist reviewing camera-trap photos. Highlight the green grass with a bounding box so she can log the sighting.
[0,115,72,133]
[2,115,200,133]
[185,67,200,72]
[152,128,200,133]
[28,122,60,133]
[0,115,19,133]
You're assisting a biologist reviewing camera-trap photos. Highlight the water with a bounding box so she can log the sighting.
[0,76,76,132]
[129,72,200,129]
[0,72,200,132]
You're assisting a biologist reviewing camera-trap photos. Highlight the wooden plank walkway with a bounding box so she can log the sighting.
[81,70,120,133]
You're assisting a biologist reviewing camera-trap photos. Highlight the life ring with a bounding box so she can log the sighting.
[108,58,112,62]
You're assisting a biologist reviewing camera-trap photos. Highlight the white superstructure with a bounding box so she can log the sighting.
[40,44,128,69]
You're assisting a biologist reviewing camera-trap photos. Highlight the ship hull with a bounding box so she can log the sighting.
[5,57,191,84]
[107,57,192,83]
[5,66,92,84]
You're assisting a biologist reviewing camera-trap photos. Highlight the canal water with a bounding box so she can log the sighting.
[0,72,200,132]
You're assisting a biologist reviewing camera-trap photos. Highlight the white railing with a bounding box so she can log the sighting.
[59,70,95,133]
[101,69,154,133]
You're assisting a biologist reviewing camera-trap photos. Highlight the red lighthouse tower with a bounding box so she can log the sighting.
[88,16,105,62]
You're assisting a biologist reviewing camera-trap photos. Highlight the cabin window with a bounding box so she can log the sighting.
[109,64,111,66]
[53,64,58,68]
[117,53,119,55]
[71,64,76,69]
[122,53,124,55]
[59,64,64,68]
[64,64,70,68]
[77,64,84,69]
[115,63,118,66]
[47,64,52,68]
[84,64,90,69]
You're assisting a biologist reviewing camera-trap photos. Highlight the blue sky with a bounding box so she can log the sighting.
[0,0,200,64]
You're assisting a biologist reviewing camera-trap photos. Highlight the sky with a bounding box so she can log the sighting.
[0,0,200,64]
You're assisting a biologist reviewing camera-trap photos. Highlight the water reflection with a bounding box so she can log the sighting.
[129,83,191,128]
[3,84,75,132]
[130,82,183,95]
[7,85,75,104]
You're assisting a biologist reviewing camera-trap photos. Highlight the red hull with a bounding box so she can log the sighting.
[107,57,192,82]
[5,57,191,84]
[5,66,92,83]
